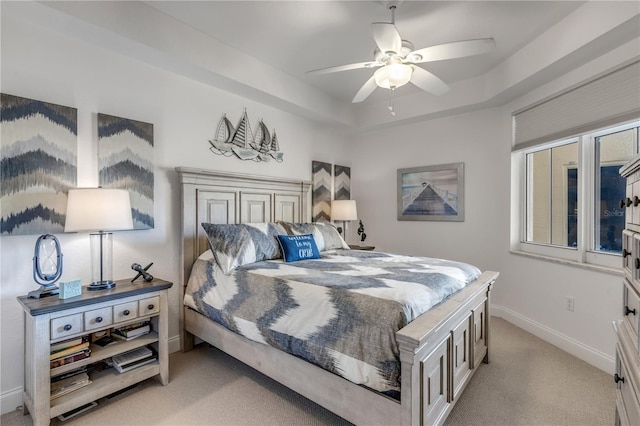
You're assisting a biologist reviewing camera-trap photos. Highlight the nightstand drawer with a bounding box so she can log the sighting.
[113,301,139,323]
[139,296,160,316]
[51,314,83,340]
[84,307,113,331]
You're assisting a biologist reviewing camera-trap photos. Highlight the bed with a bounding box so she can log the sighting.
[177,167,499,425]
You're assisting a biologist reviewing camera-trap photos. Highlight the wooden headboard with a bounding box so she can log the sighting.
[175,167,312,290]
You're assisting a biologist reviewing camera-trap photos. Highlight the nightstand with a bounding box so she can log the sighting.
[349,245,375,251]
[17,278,172,426]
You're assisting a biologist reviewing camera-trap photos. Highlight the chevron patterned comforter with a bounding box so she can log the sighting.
[184,249,481,393]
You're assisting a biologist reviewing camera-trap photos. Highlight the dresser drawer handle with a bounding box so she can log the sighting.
[620,199,626,208]
[635,258,639,270]
[623,249,631,258]
[626,198,633,207]
[625,306,637,316]
[63,324,72,331]
[614,374,625,384]
[95,316,103,323]
[123,310,130,316]
[634,196,639,206]
[147,304,155,311]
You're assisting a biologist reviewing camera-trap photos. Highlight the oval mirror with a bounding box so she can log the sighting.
[29,234,63,298]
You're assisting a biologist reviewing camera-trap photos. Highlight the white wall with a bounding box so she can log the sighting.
[0,13,349,414]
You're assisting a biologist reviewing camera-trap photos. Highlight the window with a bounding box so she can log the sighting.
[518,121,639,268]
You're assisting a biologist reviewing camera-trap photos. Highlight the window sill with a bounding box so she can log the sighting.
[509,250,623,276]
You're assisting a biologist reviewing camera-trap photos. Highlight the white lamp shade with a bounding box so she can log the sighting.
[332,200,358,221]
[374,64,413,89]
[65,188,134,232]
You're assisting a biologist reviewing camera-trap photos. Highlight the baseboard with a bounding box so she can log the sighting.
[492,305,615,374]
[1,386,23,416]
[169,334,181,354]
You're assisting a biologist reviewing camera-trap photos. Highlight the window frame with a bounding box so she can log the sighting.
[515,120,640,269]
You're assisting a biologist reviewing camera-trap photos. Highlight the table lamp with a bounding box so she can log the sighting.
[332,200,358,239]
[64,188,133,290]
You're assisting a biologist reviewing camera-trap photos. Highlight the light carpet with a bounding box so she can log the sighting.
[1,317,615,425]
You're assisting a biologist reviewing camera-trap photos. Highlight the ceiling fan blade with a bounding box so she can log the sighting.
[372,22,402,54]
[409,38,495,63]
[352,76,378,103]
[410,66,449,96]
[306,61,381,75]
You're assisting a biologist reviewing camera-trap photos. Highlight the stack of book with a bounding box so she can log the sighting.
[50,337,91,369]
[111,346,157,373]
[112,321,151,341]
[50,370,91,400]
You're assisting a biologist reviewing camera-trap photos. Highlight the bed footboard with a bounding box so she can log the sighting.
[397,270,498,425]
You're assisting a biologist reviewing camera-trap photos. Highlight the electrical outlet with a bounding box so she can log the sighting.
[566,297,575,312]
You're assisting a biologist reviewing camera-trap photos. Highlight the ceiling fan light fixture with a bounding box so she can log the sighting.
[374,63,412,89]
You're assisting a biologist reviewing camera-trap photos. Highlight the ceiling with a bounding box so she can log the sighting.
[143,1,584,103]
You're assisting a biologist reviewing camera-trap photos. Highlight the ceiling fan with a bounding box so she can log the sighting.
[307,4,495,105]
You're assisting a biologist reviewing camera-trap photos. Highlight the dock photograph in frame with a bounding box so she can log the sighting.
[397,163,464,221]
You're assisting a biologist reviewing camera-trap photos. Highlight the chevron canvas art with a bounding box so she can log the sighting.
[0,94,77,236]
[334,164,351,201]
[98,113,154,230]
[312,160,332,222]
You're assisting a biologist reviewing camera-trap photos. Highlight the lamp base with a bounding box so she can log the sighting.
[28,285,59,299]
[87,281,116,291]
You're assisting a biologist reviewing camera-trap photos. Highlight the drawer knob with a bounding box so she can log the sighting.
[63,324,72,331]
[623,249,631,258]
[634,196,639,207]
[147,304,155,310]
[625,306,637,316]
[96,316,103,323]
[620,199,626,208]
[614,373,625,384]
[123,310,130,316]
[626,198,633,207]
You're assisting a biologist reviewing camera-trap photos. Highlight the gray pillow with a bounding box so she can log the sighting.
[278,221,349,251]
[201,222,286,274]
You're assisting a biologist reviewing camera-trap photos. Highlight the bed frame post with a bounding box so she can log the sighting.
[483,280,494,364]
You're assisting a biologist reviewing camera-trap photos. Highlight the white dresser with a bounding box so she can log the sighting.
[617,156,640,426]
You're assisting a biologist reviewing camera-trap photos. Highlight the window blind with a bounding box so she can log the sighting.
[513,60,640,151]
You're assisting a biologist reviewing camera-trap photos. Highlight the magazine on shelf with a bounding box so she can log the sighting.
[51,366,89,383]
[113,355,157,373]
[112,346,156,373]
[50,336,86,353]
[50,372,90,400]
[112,346,152,366]
[50,348,91,369]
[50,341,90,360]
[113,322,151,340]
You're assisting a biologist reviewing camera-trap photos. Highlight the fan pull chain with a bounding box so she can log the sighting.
[388,87,396,116]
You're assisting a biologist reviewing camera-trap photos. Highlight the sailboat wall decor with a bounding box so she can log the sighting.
[209,109,284,162]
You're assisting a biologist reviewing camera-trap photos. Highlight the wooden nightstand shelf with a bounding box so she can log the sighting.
[17,278,172,426]
[348,245,375,251]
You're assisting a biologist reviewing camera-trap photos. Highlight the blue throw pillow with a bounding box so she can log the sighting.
[277,234,321,262]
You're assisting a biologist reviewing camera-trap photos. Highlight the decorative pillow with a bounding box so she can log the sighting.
[276,234,321,262]
[279,221,349,251]
[201,222,286,274]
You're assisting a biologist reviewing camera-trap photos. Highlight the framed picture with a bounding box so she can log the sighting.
[312,160,332,222]
[397,162,464,222]
[98,113,154,230]
[1,93,77,236]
